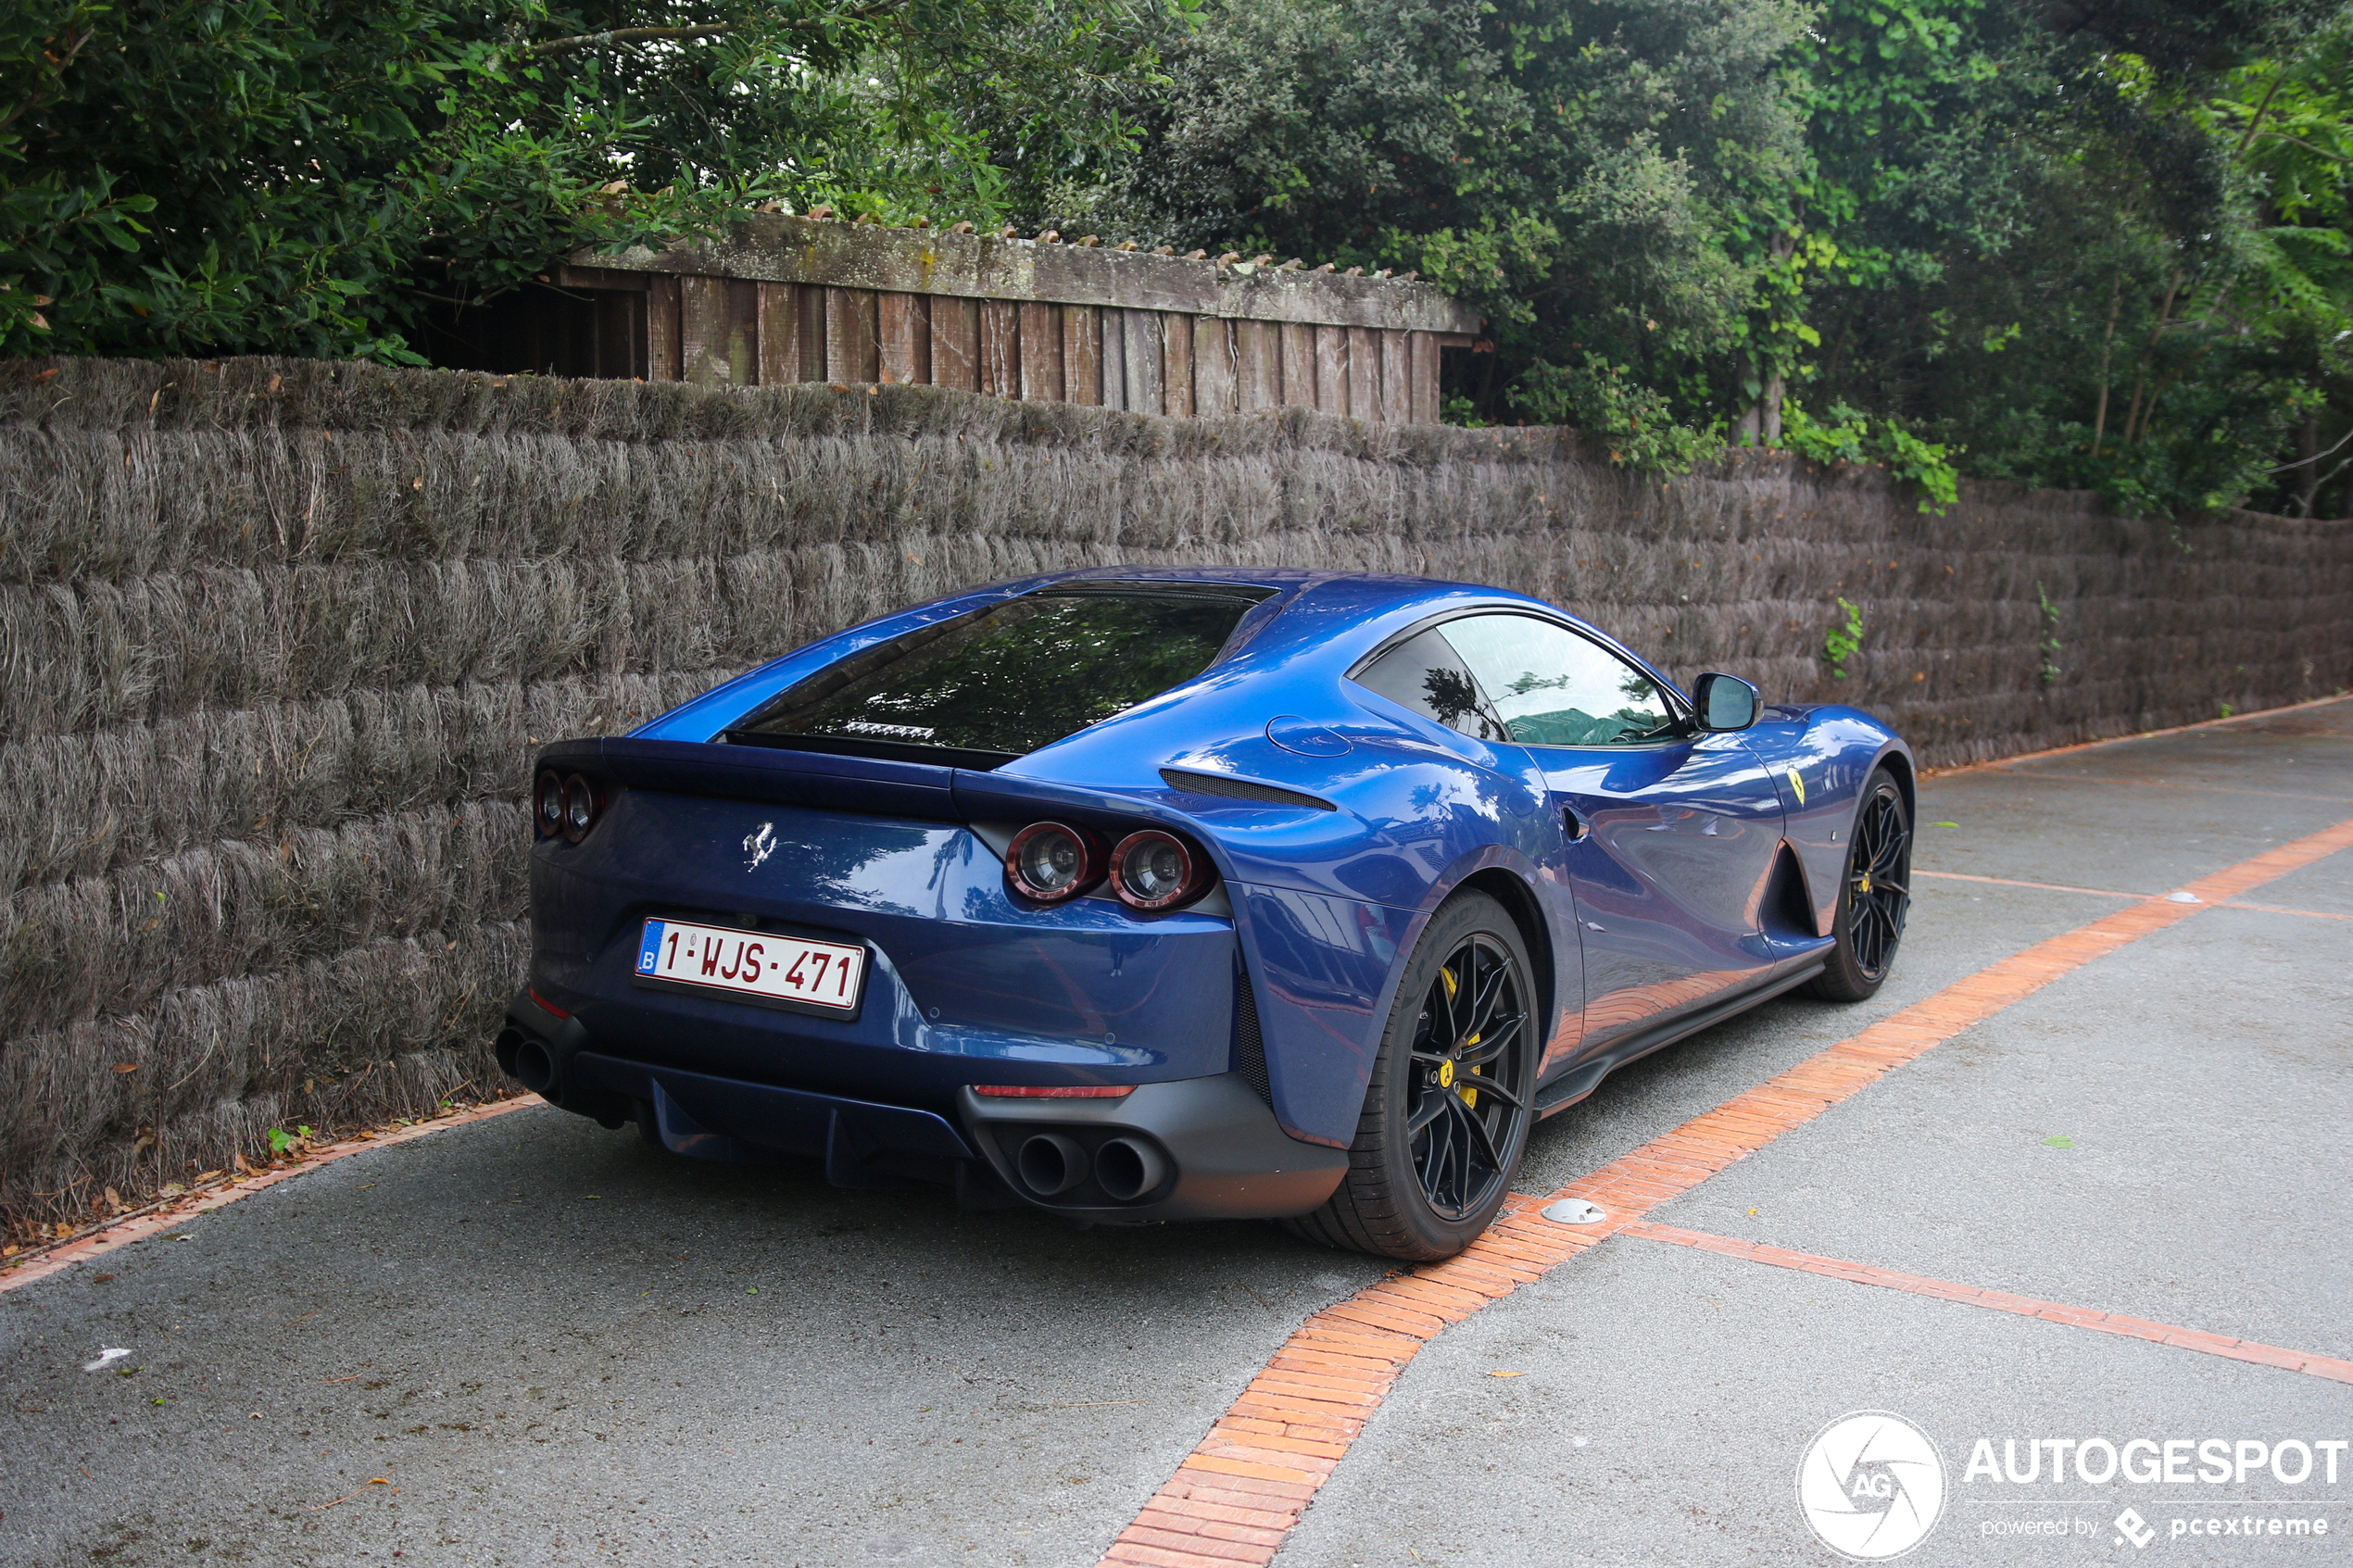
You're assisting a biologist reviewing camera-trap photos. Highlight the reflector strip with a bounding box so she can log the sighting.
[972,1084,1136,1098]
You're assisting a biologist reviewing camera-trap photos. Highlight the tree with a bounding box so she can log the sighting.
[1017,0,2352,514]
[0,0,1176,361]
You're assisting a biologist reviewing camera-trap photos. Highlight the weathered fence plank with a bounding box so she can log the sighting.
[1194,316,1236,416]
[931,295,979,392]
[1019,302,1063,402]
[878,292,929,385]
[979,299,1020,398]
[1062,306,1101,408]
[1236,320,1279,412]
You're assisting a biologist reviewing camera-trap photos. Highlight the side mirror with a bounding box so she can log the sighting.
[1692,672,1760,733]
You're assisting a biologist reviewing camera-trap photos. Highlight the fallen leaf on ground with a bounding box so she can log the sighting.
[112,1062,139,1074]
[1488,1370,1524,1378]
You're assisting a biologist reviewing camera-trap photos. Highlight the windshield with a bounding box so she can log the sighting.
[728,583,1272,763]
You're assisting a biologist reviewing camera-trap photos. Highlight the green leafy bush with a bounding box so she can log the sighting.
[1514,355,1725,472]
[1824,596,1865,680]
[1783,401,1961,512]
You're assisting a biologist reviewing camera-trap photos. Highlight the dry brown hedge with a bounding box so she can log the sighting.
[4,355,2348,1231]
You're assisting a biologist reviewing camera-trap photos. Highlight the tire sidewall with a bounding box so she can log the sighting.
[1366,891,1540,1255]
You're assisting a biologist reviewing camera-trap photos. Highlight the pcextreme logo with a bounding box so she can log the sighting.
[1798,1411,1949,1561]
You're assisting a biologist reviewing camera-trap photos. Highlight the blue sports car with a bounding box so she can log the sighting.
[503,569,1913,1260]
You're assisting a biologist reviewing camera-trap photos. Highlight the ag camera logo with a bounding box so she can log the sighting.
[1798,1411,1948,1560]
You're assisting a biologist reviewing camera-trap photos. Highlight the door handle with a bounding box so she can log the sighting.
[1563,806,1589,842]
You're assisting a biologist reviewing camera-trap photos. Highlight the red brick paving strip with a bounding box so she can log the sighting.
[1621,1221,2353,1385]
[0,1096,544,1295]
[1100,813,2353,1568]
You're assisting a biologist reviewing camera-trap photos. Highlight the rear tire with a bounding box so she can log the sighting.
[1282,891,1539,1261]
[1804,766,1912,1002]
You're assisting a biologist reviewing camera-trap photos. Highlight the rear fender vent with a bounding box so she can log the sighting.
[1161,769,1337,812]
[1233,965,1272,1106]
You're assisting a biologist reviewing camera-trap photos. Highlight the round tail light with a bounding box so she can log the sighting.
[535,771,565,836]
[1111,830,1211,911]
[562,774,598,842]
[1006,822,1101,902]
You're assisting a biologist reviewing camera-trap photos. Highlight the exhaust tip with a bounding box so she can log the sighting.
[510,1035,558,1098]
[1016,1133,1088,1198]
[1094,1136,1168,1203]
[494,1026,525,1079]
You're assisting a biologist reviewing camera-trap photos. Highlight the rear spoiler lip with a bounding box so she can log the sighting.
[533,736,960,821]
[530,738,1236,865]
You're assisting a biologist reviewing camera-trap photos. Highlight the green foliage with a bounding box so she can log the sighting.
[13,0,2345,514]
[1513,355,1723,472]
[1012,0,2351,515]
[1824,596,1865,680]
[264,1125,313,1156]
[1781,401,1961,510]
[1,0,1179,361]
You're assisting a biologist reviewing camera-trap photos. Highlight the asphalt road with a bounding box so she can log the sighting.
[6,701,2348,1568]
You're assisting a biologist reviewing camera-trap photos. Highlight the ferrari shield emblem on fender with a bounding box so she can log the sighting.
[1787,769,1806,806]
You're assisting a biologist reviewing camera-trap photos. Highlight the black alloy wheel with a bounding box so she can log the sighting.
[1405,933,1531,1221]
[1285,891,1539,1261]
[1806,766,1912,1001]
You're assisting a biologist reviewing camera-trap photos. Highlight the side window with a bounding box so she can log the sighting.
[1352,628,1506,742]
[1441,614,1680,746]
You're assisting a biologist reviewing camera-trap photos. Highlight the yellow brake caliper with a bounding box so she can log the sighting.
[1440,966,1480,1107]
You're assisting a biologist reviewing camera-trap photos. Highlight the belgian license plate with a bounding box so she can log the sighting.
[634,918,866,1014]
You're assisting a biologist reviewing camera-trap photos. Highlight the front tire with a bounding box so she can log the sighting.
[1805,766,1912,1002]
[1283,891,1539,1261]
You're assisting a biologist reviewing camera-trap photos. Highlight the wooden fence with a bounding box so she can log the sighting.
[425,214,1482,422]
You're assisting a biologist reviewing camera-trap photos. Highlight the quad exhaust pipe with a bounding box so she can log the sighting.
[498,1025,559,1099]
[1017,1133,1088,1197]
[1013,1130,1169,1203]
[1093,1136,1167,1202]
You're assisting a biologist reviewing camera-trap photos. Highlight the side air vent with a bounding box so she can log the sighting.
[1160,769,1338,812]
[1233,966,1272,1106]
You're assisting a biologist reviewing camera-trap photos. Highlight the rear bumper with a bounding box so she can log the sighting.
[499,992,1348,1223]
[956,1079,1348,1222]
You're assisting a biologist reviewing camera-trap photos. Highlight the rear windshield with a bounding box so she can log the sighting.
[727,583,1273,764]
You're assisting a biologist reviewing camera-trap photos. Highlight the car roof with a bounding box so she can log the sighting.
[635,566,1649,746]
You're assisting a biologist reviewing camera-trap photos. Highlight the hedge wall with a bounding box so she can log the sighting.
[4,356,2347,1231]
